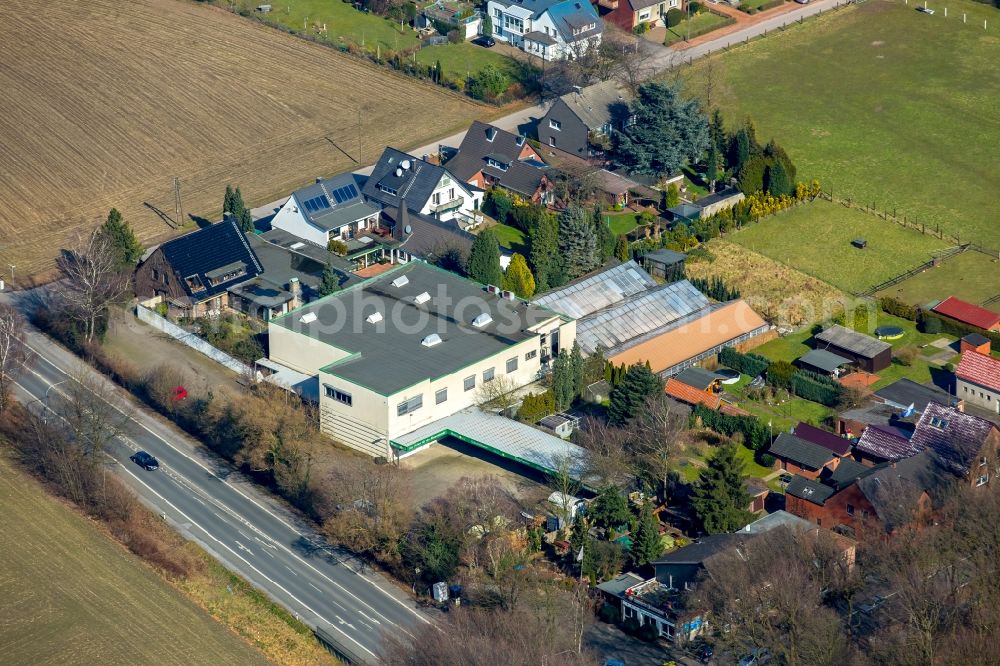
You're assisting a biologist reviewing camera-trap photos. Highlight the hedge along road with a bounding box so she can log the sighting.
[7,306,431,664]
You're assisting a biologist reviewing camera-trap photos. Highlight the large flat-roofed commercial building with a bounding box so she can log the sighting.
[268,262,575,456]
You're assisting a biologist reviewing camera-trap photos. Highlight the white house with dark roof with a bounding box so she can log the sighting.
[362,147,483,227]
[270,173,381,248]
[487,0,602,61]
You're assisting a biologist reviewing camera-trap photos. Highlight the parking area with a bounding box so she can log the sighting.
[401,436,551,508]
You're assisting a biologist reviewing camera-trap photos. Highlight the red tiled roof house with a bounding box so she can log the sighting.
[955,350,1000,415]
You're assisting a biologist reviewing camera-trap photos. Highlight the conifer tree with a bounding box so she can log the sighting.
[570,340,585,399]
[319,262,341,296]
[467,228,503,286]
[608,363,662,426]
[99,208,143,268]
[631,501,663,567]
[559,205,597,280]
[614,235,630,262]
[593,206,615,263]
[691,443,754,534]
[529,212,561,291]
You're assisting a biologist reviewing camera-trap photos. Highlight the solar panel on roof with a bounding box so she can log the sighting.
[303,195,330,213]
[331,184,359,204]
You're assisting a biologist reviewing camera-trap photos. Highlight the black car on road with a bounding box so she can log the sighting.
[130,451,160,470]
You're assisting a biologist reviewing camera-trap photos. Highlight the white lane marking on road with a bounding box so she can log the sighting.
[285,565,298,576]
[359,611,382,625]
[336,616,357,631]
[23,344,429,629]
[234,540,254,556]
[309,582,323,593]
[11,376,381,661]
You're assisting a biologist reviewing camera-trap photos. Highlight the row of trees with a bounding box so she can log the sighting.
[222,185,254,232]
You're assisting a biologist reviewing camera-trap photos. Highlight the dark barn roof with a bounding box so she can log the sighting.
[874,378,955,410]
[769,432,838,471]
[793,422,852,456]
[814,325,891,359]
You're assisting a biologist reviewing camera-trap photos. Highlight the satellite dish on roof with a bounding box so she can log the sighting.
[401,159,411,170]
[404,224,412,234]
[395,167,403,177]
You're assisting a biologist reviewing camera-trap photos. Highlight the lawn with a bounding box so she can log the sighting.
[730,199,951,295]
[722,373,837,432]
[414,41,515,80]
[676,441,772,482]
[678,0,1000,249]
[664,10,734,45]
[739,0,785,10]
[603,212,642,236]
[877,250,1000,307]
[242,0,421,52]
[0,455,271,666]
[491,222,528,253]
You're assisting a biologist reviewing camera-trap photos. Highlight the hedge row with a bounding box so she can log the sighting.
[692,404,770,451]
[791,373,841,406]
[719,347,769,377]
[917,310,1000,347]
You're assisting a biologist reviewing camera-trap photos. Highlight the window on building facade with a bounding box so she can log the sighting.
[436,388,448,405]
[464,375,476,391]
[324,385,352,406]
[397,394,423,416]
[506,357,518,373]
[846,504,855,516]
[525,350,537,361]
[549,119,561,131]
[483,367,495,382]
[977,474,989,487]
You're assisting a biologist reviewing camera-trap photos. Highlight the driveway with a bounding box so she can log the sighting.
[586,622,703,666]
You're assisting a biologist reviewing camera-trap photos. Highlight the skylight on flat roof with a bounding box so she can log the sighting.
[366,312,383,324]
[300,312,318,324]
[392,275,410,288]
[421,333,442,347]
[472,312,493,328]
[414,292,431,304]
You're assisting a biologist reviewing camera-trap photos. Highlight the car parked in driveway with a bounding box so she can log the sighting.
[130,451,160,470]
[474,36,496,47]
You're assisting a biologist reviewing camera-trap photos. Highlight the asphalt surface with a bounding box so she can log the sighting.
[9,318,431,664]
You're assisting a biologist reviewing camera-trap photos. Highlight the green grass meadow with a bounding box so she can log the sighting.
[878,250,1000,306]
[730,199,950,294]
[679,0,1000,249]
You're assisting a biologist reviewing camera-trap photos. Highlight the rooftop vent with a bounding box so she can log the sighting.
[300,312,318,324]
[392,275,410,288]
[401,159,412,170]
[366,312,383,324]
[421,333,442,348]
[486,284,500,294]
[395,167,403,177]
[414,291,431,305]
[472,312,493,328]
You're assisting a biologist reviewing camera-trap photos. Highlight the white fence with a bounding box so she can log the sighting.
[135,305,251,377]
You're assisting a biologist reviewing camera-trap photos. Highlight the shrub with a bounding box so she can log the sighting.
[328,239,348,255]
[517,390,555,423]
[633,21,650,34]
[719,347,770,378]
[919,314,942,334]
[598,603,621,624]
[637,622,659,642]
[689,0,703,11]
[767,360,796,390]
[791,373,842,406]
[666,8,684,26]
[623,618,641,635]
[894,346,918,367]
[878,296,918,321]
[757,452,776,467]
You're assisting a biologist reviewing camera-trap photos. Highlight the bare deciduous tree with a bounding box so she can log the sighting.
[56,230,131,343]
[575,416,635,486]
[630,392,687,500]
[0,303,32,412]
[475,374,519,414]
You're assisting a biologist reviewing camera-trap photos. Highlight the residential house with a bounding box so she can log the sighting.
[443,121,553,204]
[134,218,263,317]
[955,350,1000,415]
[416,0,482,39]
[873,377,957,412]
[791,422,853,458]
[487,0,603,61]
[270,173,381,251]
[767,432,842,480]
[931,296,1000,332]
[362,147,483,227]
[380,205,476,267]
[532,261,770,377]
[640,248,686,281]
[746,478,769,513]
[796,349,853,377]
[837,401,916,439]
[599,0,681,32]
[813,324,892,372]
[266,261,576,457]
[601,512,855,637]
[537,80,628,156]
[787,402,1000,532]
[853,423,917,466]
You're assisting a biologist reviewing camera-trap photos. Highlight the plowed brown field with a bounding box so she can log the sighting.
[0,0,489,279]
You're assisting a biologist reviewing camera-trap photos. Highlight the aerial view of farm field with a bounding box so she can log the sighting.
[0,0,492,279]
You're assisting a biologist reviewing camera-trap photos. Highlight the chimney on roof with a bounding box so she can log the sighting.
[222,211,233,222]
[316,177,323,183]
[486,126,497,142]
[288,276,302,310]
[573,85,582,96]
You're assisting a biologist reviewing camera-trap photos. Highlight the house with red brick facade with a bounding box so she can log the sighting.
[598,0,682,32]
[767,432,841,480]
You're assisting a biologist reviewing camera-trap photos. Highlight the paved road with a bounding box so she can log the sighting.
[9,317,430,664]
